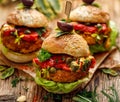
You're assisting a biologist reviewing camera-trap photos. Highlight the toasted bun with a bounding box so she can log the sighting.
[0,44,39,63]
[70,5,110,23]
[42,32,90,57]
[7,9,48,28]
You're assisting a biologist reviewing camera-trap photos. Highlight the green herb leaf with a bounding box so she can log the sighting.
[82,60,91,71]
[16,3,25,9]
[35,27,46,36]
[56,31,70,37]
[0,66,6,72]
[35,0,56,19]
[11,77,21,87]
[92,3,101,8]
[101,85,120,102]
[73,88,99,102]
[0,67,14,79]
[102,68,118,76]
[47,0,61,14]
[38,48,52,62]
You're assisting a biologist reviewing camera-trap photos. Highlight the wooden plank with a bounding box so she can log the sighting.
[0,0,120,102]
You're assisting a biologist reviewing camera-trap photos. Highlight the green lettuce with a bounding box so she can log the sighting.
[34,69,89,93]
[90,21,118,54]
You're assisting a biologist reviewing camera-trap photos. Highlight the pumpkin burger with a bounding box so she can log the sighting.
[33,31,96,94]
[0,9,48,63]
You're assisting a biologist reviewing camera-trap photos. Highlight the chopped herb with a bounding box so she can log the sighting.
[82,60,91,71]
[101,68,118,77]
[91,33,98,38]
[43,93,62,102]
[24,29,31,34]
[96,35,101,40]
[96,24,102,31]
[92,3,101,8]
[0,67,14,79]
[11,76,33,87]
[11,77,21,87]
[23,86,29,92]
[38,48,52,62]
[0,66,6,72]
[35,27,46,36]
[14,30,24,45]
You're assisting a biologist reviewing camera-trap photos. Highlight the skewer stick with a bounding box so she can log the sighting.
[65,1,72,22]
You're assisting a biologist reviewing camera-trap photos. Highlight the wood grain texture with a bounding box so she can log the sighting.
[0,0,120,102]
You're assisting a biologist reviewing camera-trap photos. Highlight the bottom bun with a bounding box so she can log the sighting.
[0,44,39,63]
[34,67,97,94]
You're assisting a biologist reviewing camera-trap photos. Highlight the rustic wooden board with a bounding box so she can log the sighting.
[0,0,120,102]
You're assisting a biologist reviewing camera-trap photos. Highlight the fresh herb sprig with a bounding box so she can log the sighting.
[72,85,119,102]
[101,85,120,102]
[101,68,118,77]
[73,87,98,102]
[0,67,15,79]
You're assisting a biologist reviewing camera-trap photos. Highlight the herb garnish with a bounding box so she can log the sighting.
[56,31,71,37]
[11,77,21,87]
[101,68,118,77]
[11,76,34,87]
[35,27,46,36]
[38,48,52,62]
[43,93,62,102]
[73,85,119,102]
[101,85,120,102]
[0,67,14,79]
[14,30,24,45]
[82,59,91,71]
[73,87,98,102]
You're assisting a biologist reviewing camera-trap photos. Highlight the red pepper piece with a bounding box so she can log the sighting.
[101,24,108,32]
[23,32,38,42]
[73,23,97,33]
[90,58,96,68]
[55,63,71,71]
[3,29,15,36]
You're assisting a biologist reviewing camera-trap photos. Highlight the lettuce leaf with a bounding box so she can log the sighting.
[90,21,118,54]
[38,48,52,62]
[34,69,89,93]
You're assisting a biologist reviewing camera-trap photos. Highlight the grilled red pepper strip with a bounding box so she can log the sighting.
[73,23,97,33]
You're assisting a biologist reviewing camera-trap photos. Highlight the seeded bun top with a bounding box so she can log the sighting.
[70,5,110,23]
[7,9,48,28]
[42,31,90,57]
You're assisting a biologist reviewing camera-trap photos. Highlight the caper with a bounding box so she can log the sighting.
[66,57,73,64]
[57,21,73,32]
[82,0,95,4]
[21,0,34,7]
[49,67,56,73]
[70,61,80,72]
[24,29,31,34]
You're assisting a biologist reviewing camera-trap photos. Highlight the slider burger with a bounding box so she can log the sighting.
[69,4,118,54]
[33,30,96,94]
[0,9,48,63]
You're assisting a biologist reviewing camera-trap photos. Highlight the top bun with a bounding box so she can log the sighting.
[70,5,110,23]
[7,9,48,28]
[42,31,90,57]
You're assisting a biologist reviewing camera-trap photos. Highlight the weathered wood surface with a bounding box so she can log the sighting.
[0,0,120,102]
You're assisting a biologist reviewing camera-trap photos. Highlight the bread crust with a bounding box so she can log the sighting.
[7,9,48,28]
[70,5,110,23]
[42,32,90,57]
